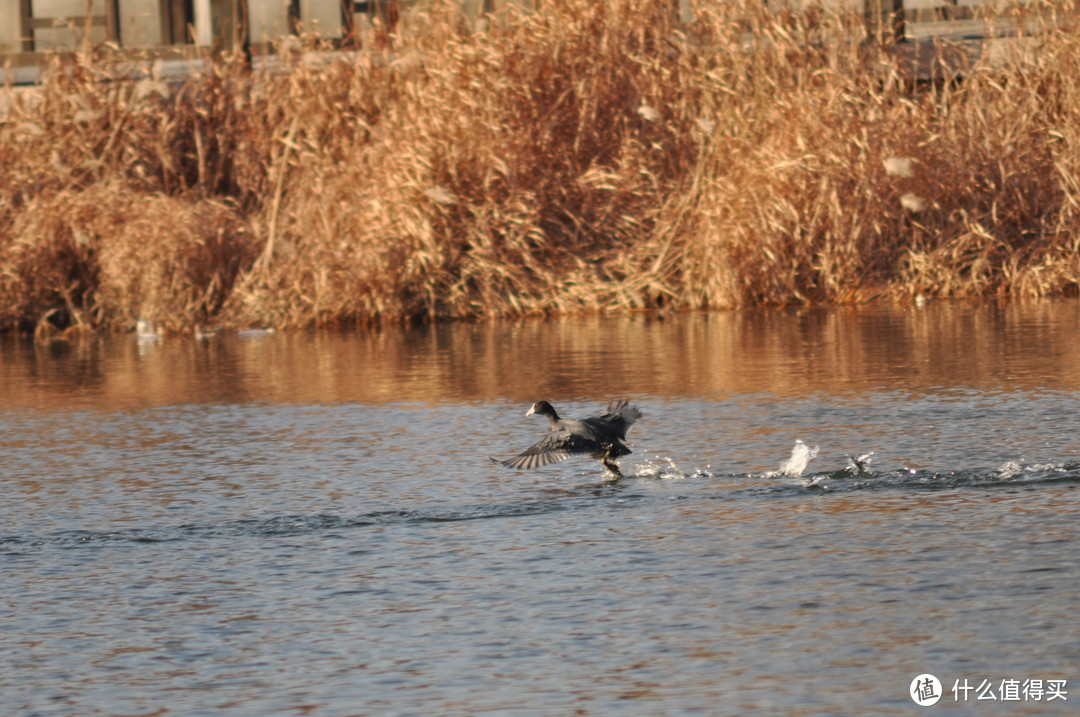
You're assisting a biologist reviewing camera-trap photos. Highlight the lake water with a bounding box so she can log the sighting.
[2,302,1078,715]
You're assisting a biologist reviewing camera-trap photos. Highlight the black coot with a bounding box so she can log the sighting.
[496,400,642,476]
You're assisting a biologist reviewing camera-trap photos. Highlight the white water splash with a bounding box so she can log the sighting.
[996,461,1023,479]
[634,456,686,480]
[765,440,820,478]
[994,461,1065,481]
[847,451,876,476]
[804,474,832,489]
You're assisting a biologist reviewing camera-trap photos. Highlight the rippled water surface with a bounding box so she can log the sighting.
[2,302,1079,715]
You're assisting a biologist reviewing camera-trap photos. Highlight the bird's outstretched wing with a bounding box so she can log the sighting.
[499,446,572,470]
[589,400,642,439]
[497,432,601,470]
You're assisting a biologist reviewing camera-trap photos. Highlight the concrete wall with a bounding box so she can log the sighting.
[0,0,300,50]
[0,0,1001,55]
[249,0,295,43]
[16,0,110,50]
[300,0,341,36]
[0,0,18,52]
[118,0,163,46]
[0,0,163,50]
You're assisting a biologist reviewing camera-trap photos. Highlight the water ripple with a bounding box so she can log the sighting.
[755,461,1080,495]
[5,461,1076,552]
[0,499,586,550]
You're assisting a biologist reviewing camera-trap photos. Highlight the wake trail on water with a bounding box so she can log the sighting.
[0,501,584,551]
[629,440,1080,495]
[5,444,1077,551]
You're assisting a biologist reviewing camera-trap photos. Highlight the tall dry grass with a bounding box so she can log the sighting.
[3,0,1080,332]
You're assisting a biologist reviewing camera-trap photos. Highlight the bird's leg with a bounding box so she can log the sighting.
[600,445,622,478]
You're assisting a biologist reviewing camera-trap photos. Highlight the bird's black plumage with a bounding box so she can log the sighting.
[497,400,642,476]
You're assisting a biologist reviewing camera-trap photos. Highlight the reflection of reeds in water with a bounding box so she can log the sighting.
[6,302,1080,411]
[3,0,1080,332]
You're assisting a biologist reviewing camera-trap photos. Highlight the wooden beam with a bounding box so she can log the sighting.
[106,0,120,42]
[193,0,212,46]
[18,0,34,52]
[158,0,172,47]
[24,16,109,29]
[15,0,121,48]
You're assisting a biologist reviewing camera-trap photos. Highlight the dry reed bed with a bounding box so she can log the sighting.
[2,0,1080,332]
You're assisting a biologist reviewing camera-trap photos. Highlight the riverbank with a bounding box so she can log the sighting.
[3,0,1080,333]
